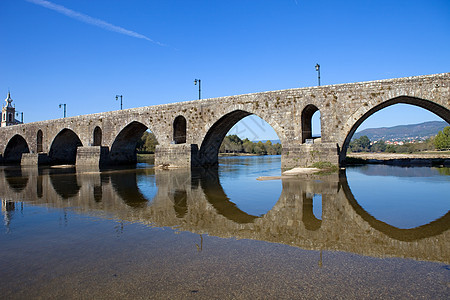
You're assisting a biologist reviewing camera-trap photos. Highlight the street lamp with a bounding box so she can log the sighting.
[194,79,201,100]
[315,63,321,86]
[59,103,66,118]
[115,95,123,110]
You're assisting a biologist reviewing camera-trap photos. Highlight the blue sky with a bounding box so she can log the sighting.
[1,0,449,140]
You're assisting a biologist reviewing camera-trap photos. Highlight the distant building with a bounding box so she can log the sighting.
[1,92,22,127]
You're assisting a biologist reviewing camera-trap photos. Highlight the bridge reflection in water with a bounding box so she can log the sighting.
[0,166,448,264]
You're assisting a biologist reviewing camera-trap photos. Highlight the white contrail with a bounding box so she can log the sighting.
[26,0,165,46]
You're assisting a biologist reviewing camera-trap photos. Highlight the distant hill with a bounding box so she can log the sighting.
[352,121,448,141]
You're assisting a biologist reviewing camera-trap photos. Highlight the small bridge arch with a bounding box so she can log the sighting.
[48,128,83,165]
[4,134,30,163]
[110,121,149,164]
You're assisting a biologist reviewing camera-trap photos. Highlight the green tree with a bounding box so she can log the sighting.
[220,135,243,153]
[434,126,450,150]
[349,135,371,152]
[242,138,254,153]
[370,140,387,152]
[136,131,158,153]
[253,141,267,155]
[219,135,282,155]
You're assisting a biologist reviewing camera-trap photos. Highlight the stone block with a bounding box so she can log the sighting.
[282,142,339,169]
[21,153,51,166]
[75,146,109,167]
[155,144,199,168]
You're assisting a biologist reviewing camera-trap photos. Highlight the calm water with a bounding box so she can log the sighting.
[0,156,449,299]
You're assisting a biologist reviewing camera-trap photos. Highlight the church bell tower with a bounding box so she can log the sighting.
[1,92,17,127]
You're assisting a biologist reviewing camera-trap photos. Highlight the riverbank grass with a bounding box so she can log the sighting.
[309,161,339,172]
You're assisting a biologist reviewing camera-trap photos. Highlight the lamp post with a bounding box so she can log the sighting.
[115,95,123,110]
[315,63,321,86]
[15,111,23,123]
[59,103,66,118]
[194,79,201,100]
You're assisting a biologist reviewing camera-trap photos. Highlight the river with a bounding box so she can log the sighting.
[0,156,449,299]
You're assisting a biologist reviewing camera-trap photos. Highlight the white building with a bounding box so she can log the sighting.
[1,92,22,127]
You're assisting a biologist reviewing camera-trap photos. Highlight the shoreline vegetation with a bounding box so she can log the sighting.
[136,133,282,155]
[137,127,450,167]
[345,152,450,166]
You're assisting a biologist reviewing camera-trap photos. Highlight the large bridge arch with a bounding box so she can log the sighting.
[340,96,450,164]
[48,128,83,165]
[197,106,285,166]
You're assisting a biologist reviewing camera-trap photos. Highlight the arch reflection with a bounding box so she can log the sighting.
[4,167,29,192]
[341,170,450,242]
[49,167,80,199]
[198,167,259,224]
[110,169,151,208]
[0,164,447,264]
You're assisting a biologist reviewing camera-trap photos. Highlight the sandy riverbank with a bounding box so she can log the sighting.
[346,152,450,166]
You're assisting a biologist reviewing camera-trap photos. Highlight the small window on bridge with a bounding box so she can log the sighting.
[37,130,43,153]
[301,104,321,143]
[93,126,102,146]
[173,116,187,144]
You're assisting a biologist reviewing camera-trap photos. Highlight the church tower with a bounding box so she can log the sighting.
[1,92,17,127]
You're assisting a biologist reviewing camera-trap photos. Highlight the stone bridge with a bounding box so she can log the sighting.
[0,167,448,263]
[0,73,449,168]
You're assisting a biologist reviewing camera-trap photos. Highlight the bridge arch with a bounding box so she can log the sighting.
[173,115,187,144]
[110,121,151,164]
[49,128,83,165]
[198,109,284,166]
[340,96,450,164]
[4,134,30,163]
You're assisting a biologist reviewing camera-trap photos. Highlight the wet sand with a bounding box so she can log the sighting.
[1,213,448,299]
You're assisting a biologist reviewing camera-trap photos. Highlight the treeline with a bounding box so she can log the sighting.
[349,126,450,153]
[135,132,282,155]
[137,126,450,155]
[137,131,158,153]
[220,135,282,155]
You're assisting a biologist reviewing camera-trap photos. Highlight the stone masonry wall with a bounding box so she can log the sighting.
[0,73,448,168]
